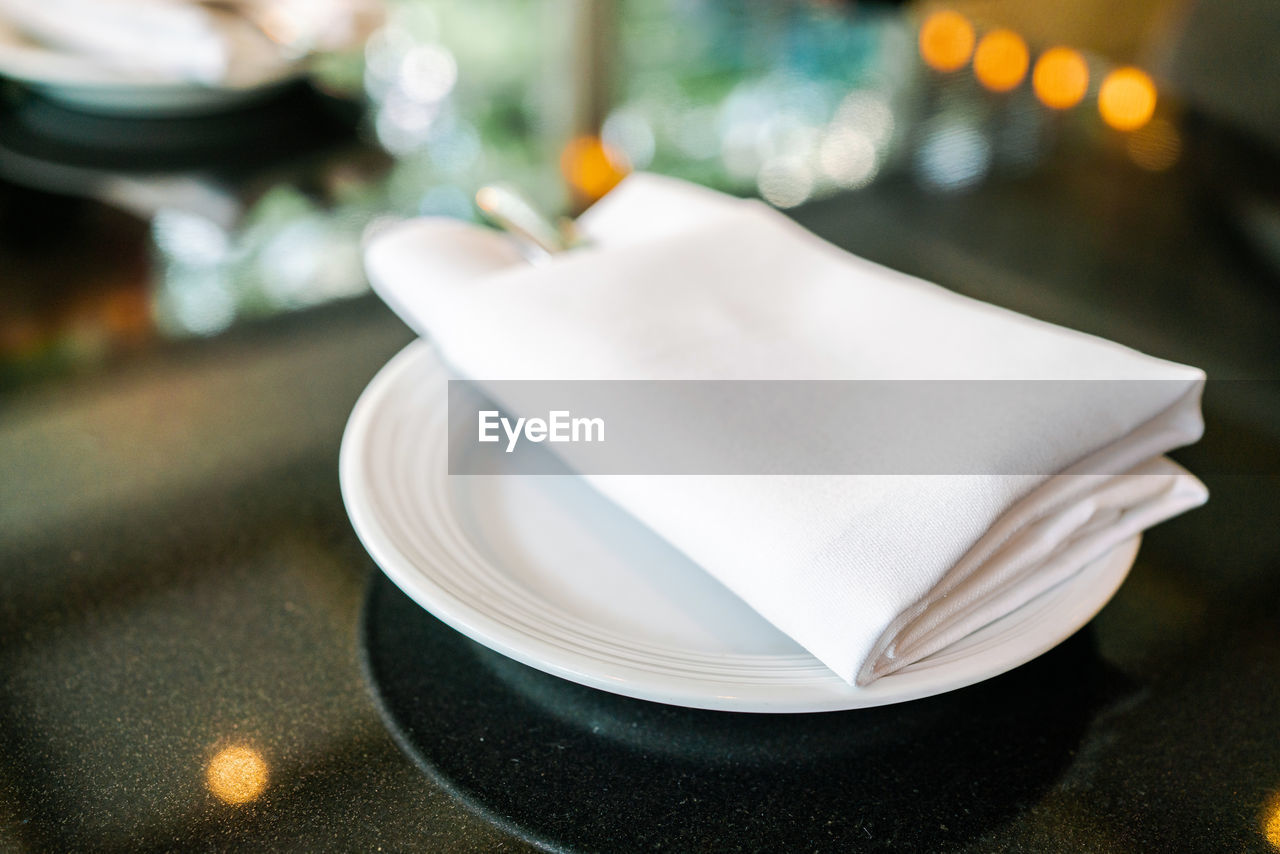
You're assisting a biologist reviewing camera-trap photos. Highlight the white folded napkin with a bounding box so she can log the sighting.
[0,0,376,86]
[364,173,1207,686]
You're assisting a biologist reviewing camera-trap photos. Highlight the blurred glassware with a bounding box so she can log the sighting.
[10,0,1280,386]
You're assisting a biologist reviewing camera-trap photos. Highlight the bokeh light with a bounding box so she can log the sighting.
[561,136,630,201]
[206,745,269,805]
[818,128,878,189]
[602,109,656,171]
[1126,117,1180,171]
[1263,792,1280,849]
[973,29,1029,93]
[757,157,814,208]
[918,10,975,73]
[916,117,992,191]
[1033,47,1089,110]
[151,209,236,337]
[1099,66,1157,131]
[398,44,457,102]
[832,90,895,149]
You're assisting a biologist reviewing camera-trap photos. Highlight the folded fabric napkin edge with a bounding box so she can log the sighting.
[856,371,1206,683]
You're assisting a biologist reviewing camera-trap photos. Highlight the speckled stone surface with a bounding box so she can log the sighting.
[0,303,535,852]
[364,574,1126,852]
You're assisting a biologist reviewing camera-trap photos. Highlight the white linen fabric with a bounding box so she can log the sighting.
[0,0,376,86]
[363,173,1208,686]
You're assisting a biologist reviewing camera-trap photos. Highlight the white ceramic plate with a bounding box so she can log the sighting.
[0,21,299,116]
[341,340,1140,713]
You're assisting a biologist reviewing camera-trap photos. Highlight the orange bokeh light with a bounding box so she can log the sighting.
[919,10,975,73]
[206,745,268,805]
[1263,792,1280,849]
[561,136,629,202]
[973,29,1029,92]
[1099,66,1158,131]
[1033,47,1089,110]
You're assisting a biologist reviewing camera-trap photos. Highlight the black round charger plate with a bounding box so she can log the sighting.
[361,571,1129,852]
[0,82,359,176]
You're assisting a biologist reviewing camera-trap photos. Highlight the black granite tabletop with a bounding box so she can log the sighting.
[2,28,1280,852]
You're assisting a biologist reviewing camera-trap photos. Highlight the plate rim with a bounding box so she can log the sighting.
[0,25,302,114]
[341,339,1140,713]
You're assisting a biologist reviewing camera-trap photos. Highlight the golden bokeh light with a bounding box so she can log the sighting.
[1126,118,1180,171]
[1033,47,1089,110]
[1264,792,1280,849]
[561,136,630,202]
[206,745,269,805]
[973,29,1030,92]
[919,10,975,73]
[1099,66,1158,131]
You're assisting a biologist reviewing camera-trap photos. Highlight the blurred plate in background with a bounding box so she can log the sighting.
[0,18,302,116]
